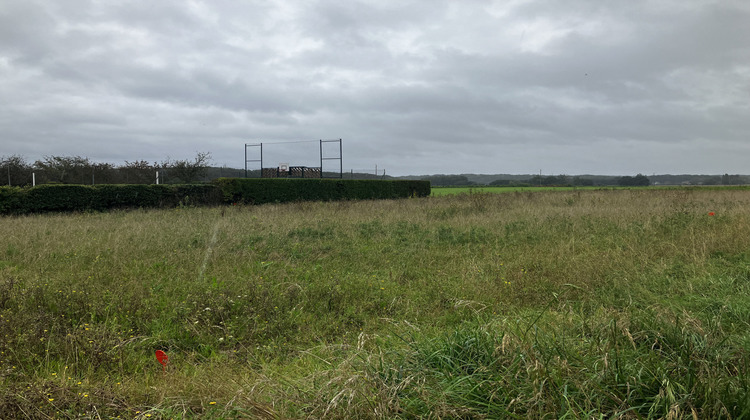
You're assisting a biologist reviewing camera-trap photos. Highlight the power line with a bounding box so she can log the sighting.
[251,139,321,145]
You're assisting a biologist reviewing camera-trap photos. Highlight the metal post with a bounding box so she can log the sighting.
[319,139,343,179]
[245,143,263,178]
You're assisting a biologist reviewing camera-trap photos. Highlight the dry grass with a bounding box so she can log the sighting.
[1,188,750,418]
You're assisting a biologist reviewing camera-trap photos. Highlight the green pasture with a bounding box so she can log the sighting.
[1,189,750,418]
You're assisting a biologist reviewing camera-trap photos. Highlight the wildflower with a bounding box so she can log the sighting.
[209,401,217,405]
[708,212,715,216]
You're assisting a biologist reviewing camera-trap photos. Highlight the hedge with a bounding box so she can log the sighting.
[0,187,24,214]
[0,184,223,215]
[0,179,430,215]
[213,178,431,204]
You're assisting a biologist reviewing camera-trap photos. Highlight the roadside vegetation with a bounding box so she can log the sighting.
[1,189,749,418]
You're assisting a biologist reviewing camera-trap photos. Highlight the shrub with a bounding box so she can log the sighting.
[213,178,430,204]
[0,184,223,215]
[0,180,430,214]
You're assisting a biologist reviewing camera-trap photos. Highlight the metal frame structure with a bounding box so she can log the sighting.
[244,139,342,179]
[320,139,343,179]
[244,143,262,178]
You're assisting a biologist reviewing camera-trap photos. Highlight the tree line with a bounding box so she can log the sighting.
[425,174,647,187]
[0,153,212,186]
[424,173,750,187]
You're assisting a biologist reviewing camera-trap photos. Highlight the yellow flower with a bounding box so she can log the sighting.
[209,401,217,405]
[48,398,54,402]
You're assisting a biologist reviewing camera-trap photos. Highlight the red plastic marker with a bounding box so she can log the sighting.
[155,350,168,372]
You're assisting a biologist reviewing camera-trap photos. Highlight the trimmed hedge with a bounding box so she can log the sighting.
[213,178,431,204]
[0,187,24,214]
[0,184,223,215]
[0,179,430,215]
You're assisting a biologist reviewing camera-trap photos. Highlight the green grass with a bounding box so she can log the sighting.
[1,189,750,418]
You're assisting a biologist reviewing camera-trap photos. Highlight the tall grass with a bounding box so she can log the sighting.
[1,189,749,418]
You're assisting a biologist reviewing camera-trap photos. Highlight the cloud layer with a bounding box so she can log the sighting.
[2,0,749,175]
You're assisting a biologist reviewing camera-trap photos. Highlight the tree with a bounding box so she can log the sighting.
[721,174,742,185]
[632,174,651,186]
[617,174,650,187]
[572,177,594,187]
[526,175,571,186]
[702,176,721,186]
[164,152,212,183]
[1,155,33,186]
[33,156,92,184]
[120,160,159,184]
[420,175,475,187]
[91,162,117,184]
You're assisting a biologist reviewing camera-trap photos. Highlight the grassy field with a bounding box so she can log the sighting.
[431,185,750,196]
[430,186,603,195]
[1,189,750,418]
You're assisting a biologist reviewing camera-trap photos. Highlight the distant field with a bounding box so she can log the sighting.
[2,189,750,418]
[430,185,606,195]
[431,185,749,195]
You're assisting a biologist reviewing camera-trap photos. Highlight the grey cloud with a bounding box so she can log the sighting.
[1,0,749,175]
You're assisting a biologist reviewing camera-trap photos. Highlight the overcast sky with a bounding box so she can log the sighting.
[2,0,749,176]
